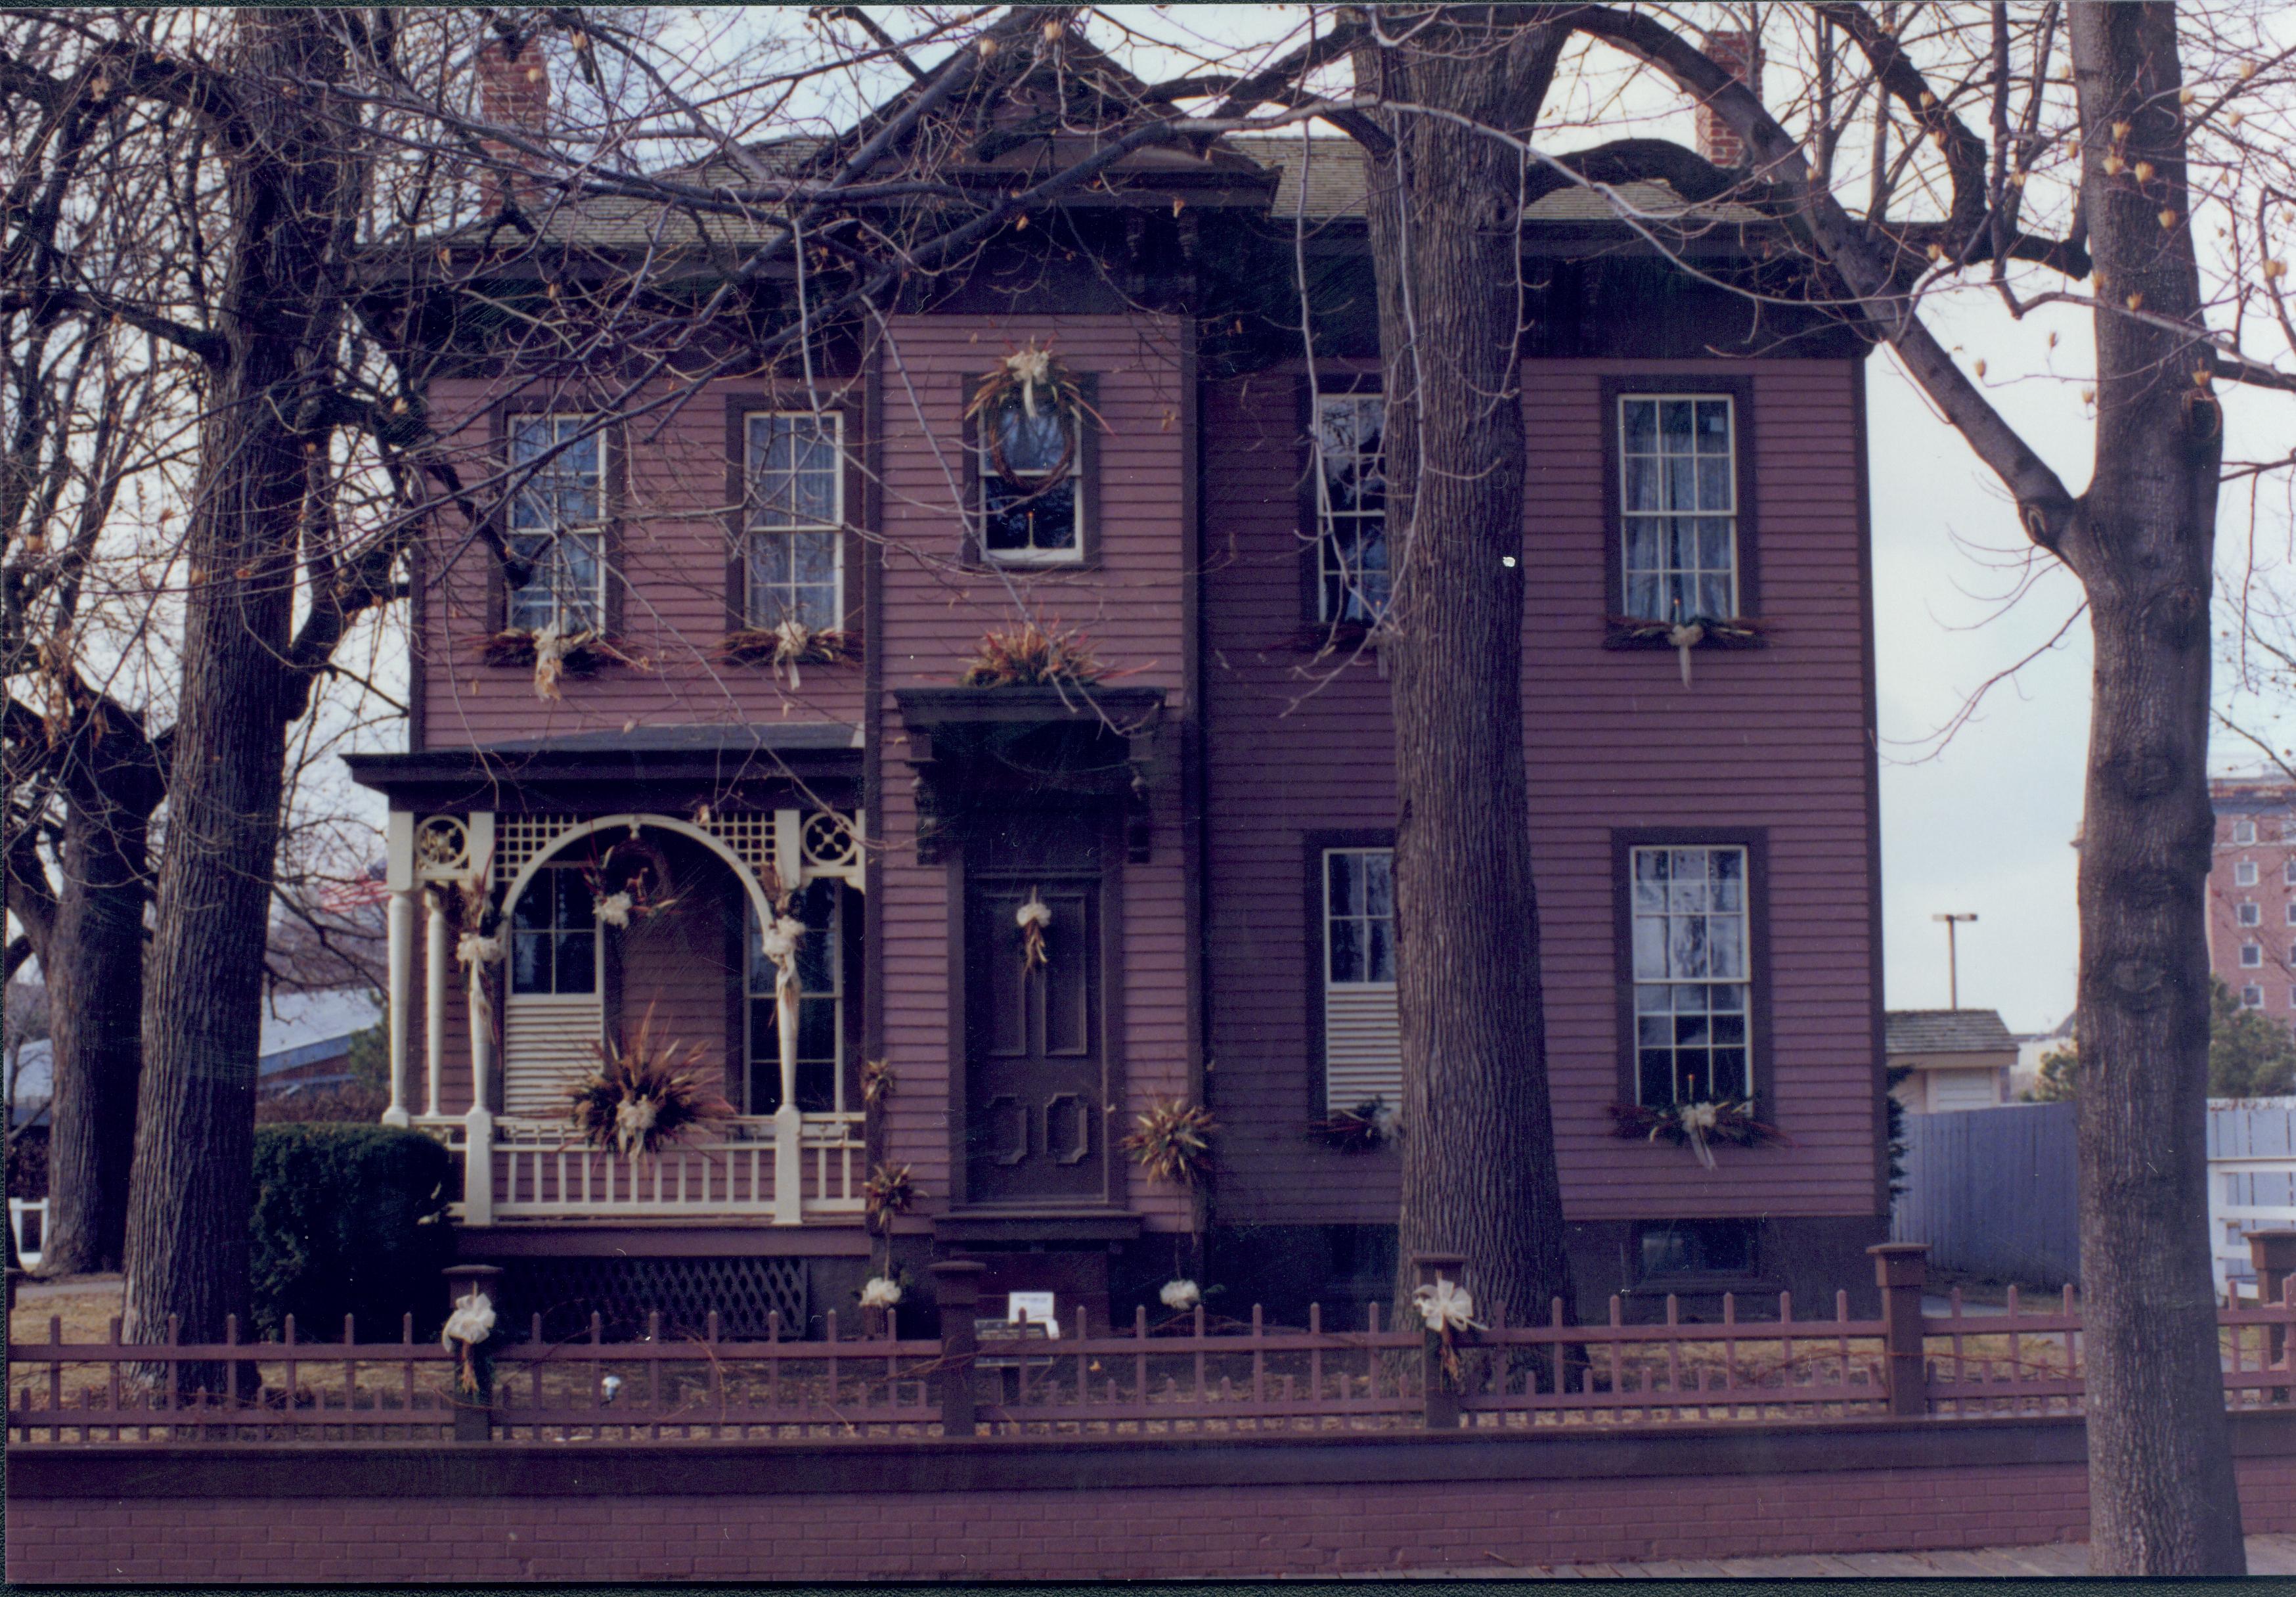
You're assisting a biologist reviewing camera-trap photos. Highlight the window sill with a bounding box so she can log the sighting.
[1602,616,1771,652]
[1279,619,1382,655]
[715,627,862,669]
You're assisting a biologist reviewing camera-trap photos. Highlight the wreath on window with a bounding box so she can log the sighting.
[577,840,679,929]
[1608,1099,1791,1170]
[963,340,1102,502]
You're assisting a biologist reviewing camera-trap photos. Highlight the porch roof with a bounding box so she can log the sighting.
[345,723,861,802]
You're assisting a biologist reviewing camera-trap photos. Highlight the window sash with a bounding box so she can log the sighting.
[2238,861,2260,886]
[1619,395,1738,622]
[2241,943,2264,968]
[2234,820,2258,844]
[1629,843,1753,1106]
[2240,903,2262,926]
[744,884,843,1114]
[507,415,607,632]
[1314,394,1388,623]
[979,406,1084,563]
[509,868,597,996]
[744,411,845,630]
[2245,985,2265,1008]
[1323,847,1396,987]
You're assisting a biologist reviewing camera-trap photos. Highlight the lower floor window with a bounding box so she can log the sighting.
[745,881,845,1113]
[2244,984,2265,1009]
[1630,843,1752,1105]
[1636,1219,1757,1282]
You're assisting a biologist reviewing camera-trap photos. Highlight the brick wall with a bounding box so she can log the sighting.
[12,1418,2292,1583]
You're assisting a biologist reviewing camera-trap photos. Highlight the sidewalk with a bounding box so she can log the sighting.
[1430,1533,2296,1578]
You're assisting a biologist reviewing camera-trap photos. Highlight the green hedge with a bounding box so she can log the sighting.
[250,1123,453,1341]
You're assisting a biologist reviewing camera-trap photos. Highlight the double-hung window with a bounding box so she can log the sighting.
[1313,394,1388,623]
[745,881,844,1114]
[1629,844,1753,1105]
[2241,943,2264,968]
[979,399,1085,563]
[1321,846,1400,1113]
[1619,395,1738,623]
[2244,984,2265,1008]
[506,415,607,633]
[2238,860,2261,887]
[744,411,843,630]
[2240,902,2263,926]
[2234,819,2259,845]
[510,867,598,995]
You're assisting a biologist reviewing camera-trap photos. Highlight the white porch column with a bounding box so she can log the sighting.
[772,962,803,1226]
[382,812,414,1128]
[464,962,496,1226]
[383,889,414,1127]
[424,895,449,1116]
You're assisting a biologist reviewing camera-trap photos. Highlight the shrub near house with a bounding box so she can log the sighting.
[249,1125,451,1339]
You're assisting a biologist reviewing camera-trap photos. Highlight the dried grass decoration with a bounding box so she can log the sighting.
[568,1019,733,1159]
[963,338,1103,499]
[863,1161,919,1234]
[480,623,646,700]
[717,619,856,690]
[1311,1094,1400,1153]
[1607,1098,1792,1171]
[1602,614,1769,688]
[1015,890,1052,977]
[956,619,1106,688]
[860,1056,896,1109]
[1120,1098,1217,1187]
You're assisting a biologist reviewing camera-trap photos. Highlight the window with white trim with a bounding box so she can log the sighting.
[1620,395,1738,622]
[2282,859,2295,886]
[1313,394,1388,623]
[2244,984,2265,1008]
[2282,817,2296,842]
[2283,901,2295,925]
[2237,860,2261,887]
[2242,943,2264,968]
[1321,847,1399,1114]
[744,411,843,630]
[2240,902,2263,926]
[1631,845,1752,1106]
[510,866,597,995]
[744,880,843,1114]
[2235,819,2259,845]
[506,415,606,633]
[979,400,1084,562]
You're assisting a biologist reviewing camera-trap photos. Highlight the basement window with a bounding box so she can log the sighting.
[1635,1219,1757,1284]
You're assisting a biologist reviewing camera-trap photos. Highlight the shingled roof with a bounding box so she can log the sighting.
[1884,1009,2018,1056]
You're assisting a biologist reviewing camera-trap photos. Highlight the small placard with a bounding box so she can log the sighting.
[1007,1291,1059,1338]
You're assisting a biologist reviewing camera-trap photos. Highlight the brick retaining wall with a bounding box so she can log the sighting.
[10,1415,2293,1583]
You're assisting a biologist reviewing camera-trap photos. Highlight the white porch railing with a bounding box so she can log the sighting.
[413,1112,864,1226]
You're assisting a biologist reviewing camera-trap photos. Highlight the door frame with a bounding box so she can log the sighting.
[945,802,1128,1210]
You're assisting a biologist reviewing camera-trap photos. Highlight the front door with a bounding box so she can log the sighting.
[965,875,1106,1205]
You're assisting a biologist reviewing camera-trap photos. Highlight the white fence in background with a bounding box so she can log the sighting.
[2209,1097,2296,1297]
[9,1197,46,1269]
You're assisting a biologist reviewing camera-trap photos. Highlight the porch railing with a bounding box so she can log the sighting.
[412,1112,864,1225]
[11,1244,2295,1447]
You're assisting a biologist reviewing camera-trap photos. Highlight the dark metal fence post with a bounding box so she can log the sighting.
[931,1259,985,1437]
[1870,1242,1930,1418]
[1413,1252,1465,1430]
[443,1263,502,1442]
[2249,1228,2296,1391]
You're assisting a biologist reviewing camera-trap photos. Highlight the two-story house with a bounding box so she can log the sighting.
[347,31,1887,1337]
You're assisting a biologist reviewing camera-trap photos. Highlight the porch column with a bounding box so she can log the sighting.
[383,888,414,1127]
[773,966,803,1226]
[424,894,449,1116]
[464,961,496,1226]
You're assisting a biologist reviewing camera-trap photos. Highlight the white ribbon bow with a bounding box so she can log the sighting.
[441,1290,497,1351]
[1411,1278,1485,1335]
[596,891,634,929]
[860,1276,903,1310]
[1159,1278,1202,1312]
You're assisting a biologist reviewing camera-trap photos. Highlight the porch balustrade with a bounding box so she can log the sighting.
[412,1112,864,1225]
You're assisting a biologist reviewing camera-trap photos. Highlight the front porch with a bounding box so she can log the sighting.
[352,765,871,1230]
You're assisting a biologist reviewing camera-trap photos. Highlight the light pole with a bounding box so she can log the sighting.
[1933,912,1978,1009]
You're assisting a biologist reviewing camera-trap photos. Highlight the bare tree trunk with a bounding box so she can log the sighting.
[121,7,356,1364]
[2064,2,2244,1572]
[1358,9,1576,1331]
[38,726,160,1276]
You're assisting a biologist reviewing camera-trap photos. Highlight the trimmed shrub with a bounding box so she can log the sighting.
[250,1123,453,1341]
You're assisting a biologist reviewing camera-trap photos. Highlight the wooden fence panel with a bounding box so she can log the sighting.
[1891,1103,2079,1286]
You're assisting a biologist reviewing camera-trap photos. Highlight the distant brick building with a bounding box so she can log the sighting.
[2207,775,2296,1019]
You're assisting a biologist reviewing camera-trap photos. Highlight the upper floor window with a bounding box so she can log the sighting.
[510,866,597,995]
[2283,859,2296,886]
[1630,843,1752,1106]
[2244,984,2265,1008]
[1321,845,1399,1115]
[2241,943,2264,968]
[2240,902,2263,926]
[2282,817,2296,842]
[1314,394,1388,623]
[745,411,843,630]
[1620,395,1738,622]
[745,882,845,1114]
[979,397,1086,564]
[507,415,606,633]
[2237,860,2260,887]
[2234,819,2259,845]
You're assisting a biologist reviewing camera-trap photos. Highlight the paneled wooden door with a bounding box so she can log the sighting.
[964,876,1106,1204]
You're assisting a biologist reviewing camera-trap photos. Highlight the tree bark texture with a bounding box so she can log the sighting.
[121,9,357,1363]
[2061,2,2244,1573]
[1357,9,1575,1330]
[37,723,160,1276]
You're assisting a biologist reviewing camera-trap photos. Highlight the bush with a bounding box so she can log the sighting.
[250,1123,453,1341]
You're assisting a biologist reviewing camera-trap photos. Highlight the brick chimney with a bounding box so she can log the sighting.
[1695,30,1763,169]
[475,32,548,210]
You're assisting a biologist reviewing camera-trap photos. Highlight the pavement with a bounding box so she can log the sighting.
[1423,1534,2296,1578]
